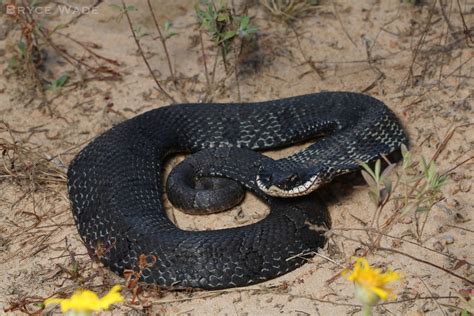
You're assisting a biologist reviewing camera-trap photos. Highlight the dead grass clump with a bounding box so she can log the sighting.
[3,1,121,112]
[0,125,66,191]
[261,0,320,21]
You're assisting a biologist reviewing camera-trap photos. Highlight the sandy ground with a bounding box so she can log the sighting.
[0,0,473,315]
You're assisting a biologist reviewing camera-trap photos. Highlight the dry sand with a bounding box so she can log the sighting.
[0,0,472,315]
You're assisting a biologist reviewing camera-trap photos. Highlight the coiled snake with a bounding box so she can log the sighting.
[68,92,407,289]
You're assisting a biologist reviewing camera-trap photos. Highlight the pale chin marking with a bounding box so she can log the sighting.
[256,175,322,197]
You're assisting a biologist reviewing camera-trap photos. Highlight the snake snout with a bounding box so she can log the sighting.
[273,171,302,190]
[257,164,323,197]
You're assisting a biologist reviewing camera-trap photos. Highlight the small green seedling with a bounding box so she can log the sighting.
[133,25,149,39]
[164,21,178,39]
[48,74,69,91]
[17,40,27,59]
[195,0,257,68]
[110,3,137,22]
[360,159,395,207]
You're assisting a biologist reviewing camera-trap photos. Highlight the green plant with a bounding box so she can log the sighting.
[17,40,27,59]
[110,3,137,21]
[360,159,395,207]
[398,144,447,217]
[132,25,149,40]
[48,74,69,91]
[360,144,448,240]
[459,292,474,316]
[3,1,120,100]
[195,0,257,67]
[164,21,178,39]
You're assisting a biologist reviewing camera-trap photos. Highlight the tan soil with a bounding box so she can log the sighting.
[0,0,472,315]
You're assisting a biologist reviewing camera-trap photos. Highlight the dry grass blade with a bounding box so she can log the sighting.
[0,135,67,189]
[121,0,176,103]
[262,0,320,21]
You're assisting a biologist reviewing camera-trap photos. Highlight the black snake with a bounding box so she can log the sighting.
[67,92,408,289]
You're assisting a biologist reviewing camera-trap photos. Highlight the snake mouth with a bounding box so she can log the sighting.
[256,174,323,197]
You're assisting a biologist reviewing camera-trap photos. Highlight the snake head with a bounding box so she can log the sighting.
[256,163,325,197]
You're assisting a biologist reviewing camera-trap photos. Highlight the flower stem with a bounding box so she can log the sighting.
[362,304,372,316]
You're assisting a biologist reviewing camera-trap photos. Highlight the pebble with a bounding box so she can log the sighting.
[399,216,413,224]
[441,235,455,245]
[437,225,448,233]
[432,241,444,252]
[459,180,471,193]
[234,207,249,224]
[445,198,460,209]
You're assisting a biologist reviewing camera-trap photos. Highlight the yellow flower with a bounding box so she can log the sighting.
[45,285,124,314]
[343,257,401,305]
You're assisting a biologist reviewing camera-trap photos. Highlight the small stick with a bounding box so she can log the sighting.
[121,0,175,103]
[200,30,211,89]
[378,246,474,285]
[332,2,358,48]
[401,0,437,96]
[419,276,448,316]
[147,0,176,84]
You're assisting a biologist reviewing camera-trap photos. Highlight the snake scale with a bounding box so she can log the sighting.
[67,92,408,289]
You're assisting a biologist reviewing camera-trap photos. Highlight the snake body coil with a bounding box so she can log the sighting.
[68,92,407,289]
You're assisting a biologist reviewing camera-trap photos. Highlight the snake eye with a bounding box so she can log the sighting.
[263,174,272,184]
[257,171,272,187]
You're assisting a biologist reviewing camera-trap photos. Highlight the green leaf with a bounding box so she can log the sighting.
[381,163,396,181]
[416,206,428,213]
[246,26,258,34]
[49,74,69,90]
[401,143,409,155]
[383,178,392,196]
[374,159,381,182]
[240,15,250,29]
[17,40,27,58]
[126,5,137,12]
[401,144,411,169]
[8,56,18,68]
[361,170,377,188]
[56,74,69,87]
[221,30,236,41]
[164,21,172,31]
[133,25,149,39]
[359,161,377,182]
[110,4,122,11]
[380,187,389,203]
[217,12,229,22]
[368,190,379,206]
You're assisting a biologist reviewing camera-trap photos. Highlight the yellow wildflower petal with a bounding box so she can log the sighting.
[44,285,124,313]
[98,285,124,309]
[62,290,101,312]
[369,285,390,301]
[345,257,401,304]
[380,270,401,283]
[355,284,381,306]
